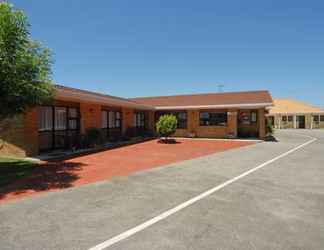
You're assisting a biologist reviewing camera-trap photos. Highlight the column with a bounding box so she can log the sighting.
[258,109,266,139]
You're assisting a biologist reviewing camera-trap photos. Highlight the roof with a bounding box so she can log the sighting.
[269,99,323,114]
[54,85,154,110]
[130,90,273,110]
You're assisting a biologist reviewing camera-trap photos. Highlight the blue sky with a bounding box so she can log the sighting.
[12,0,324,107]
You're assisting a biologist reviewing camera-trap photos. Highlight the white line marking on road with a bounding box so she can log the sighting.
[89,135,317,250]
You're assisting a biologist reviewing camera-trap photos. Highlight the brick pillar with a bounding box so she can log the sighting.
[24,108,39,156]
[188,110,198,137]
[227,109,238,138]
[122,108,134,134]
[146,110,155,131]
[258,108,266,139]
[80,103,101,133]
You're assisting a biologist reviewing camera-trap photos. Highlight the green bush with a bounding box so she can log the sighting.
[84,127,102,147]
[156,114,177,141]
[266,119,274,136]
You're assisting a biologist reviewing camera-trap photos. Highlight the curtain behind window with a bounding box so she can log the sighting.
[55,107,67,130]
[38,106,53,131]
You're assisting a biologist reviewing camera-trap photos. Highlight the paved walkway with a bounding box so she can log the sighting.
[0,138,252,203]
[0,130,323,250]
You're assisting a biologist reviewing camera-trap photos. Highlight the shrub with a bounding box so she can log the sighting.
[84,127,101,147]
[266,119,274,136]
[156,114,177,142]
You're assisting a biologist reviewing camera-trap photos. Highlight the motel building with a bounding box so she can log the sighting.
[0,85,273,158]
[267,99,324,129]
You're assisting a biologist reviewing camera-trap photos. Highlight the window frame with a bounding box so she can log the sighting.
[251,111,258,123]
[176,112,187,129]
[134,112,145,128]
[199,111,228,126]
[320,115,324,122]
[38,106,53,132]
[38,105,80,151]
[102,109,122,130]
[287,116,293,122]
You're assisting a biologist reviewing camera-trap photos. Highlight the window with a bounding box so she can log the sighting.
[251,111,257,123]
[38,106,53,131]
[115,111,121,128]
[54,107,67,130]
[38,105,80,151]
[200,112,227,126]
[282,116,287,122]
[313,115,319,122]
[108,111,115,128]
[108,111,121,128]
[177,112,187,129]
[101,110,108,128]
[134,112,145,128]
[321,115,324,122]
[68,108,78,130]
[288,116,293,122]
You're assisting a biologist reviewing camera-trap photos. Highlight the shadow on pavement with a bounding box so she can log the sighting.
[0,161,86,200]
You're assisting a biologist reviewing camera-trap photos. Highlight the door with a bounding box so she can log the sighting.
[297,116,305,129]
[237,110,259,137]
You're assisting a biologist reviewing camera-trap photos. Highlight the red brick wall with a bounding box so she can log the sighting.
[80,102,102,133]
[258,108,266,139]
[122,108,134,133]
[24,108,39,156]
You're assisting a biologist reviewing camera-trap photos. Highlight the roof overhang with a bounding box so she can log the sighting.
[154,102,274,110]
[55,87,154,110]
[268,111,324,115]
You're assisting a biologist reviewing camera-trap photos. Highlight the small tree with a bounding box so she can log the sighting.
[156,114,177,142]
[0,2,53,121]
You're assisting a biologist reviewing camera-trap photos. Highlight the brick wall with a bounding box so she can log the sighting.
[258,108,266,139]
[24,109,39,156]
[173,110,234,138]
[80,102,102,133]
[122,108,134,134]
[146,111,155,131]
[0,108,39,157]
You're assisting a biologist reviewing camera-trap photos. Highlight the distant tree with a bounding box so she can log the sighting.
[0,2,54,121]
[156,114,177,142]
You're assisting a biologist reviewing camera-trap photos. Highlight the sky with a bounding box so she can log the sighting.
[12,0,324,107]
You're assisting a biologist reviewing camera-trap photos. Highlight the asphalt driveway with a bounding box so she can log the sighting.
[0,130,323,250]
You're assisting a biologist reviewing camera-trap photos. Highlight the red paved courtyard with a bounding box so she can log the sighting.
[0,139,255,203]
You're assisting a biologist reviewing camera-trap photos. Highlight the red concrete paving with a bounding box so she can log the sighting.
[0,139,255,203]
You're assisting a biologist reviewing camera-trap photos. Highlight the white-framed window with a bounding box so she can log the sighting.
[134,112,145,127]
[38,106,53,131]
[54,107,67,130]
[251,111,257,123]
[107,111,121,128]
[101,110,108,128]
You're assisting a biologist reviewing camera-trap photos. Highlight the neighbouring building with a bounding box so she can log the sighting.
[267,99,324,129]
[0,85,273,157]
